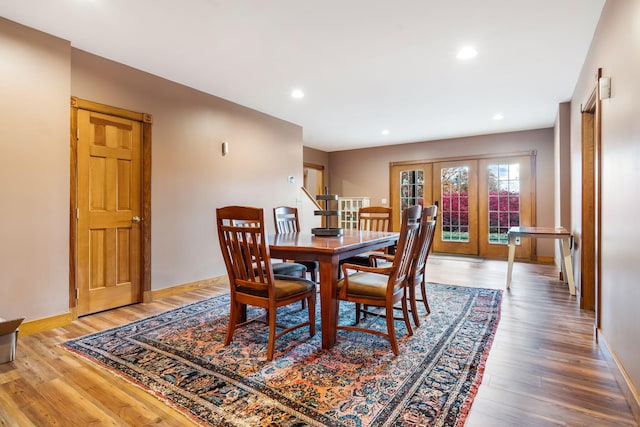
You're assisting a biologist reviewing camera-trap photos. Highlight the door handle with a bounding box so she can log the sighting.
[132,216,143,223]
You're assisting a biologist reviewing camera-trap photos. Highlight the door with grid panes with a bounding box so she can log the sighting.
[390,154,534,259]
[478,156,532,259]
[433,160,478,255]
[389,163,433,231]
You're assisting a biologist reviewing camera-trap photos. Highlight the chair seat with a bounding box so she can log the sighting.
[238,276,315,299]
[337,272,398,299]
[271,261,307,277]
[273,207,319,282]
[340,253,371,267]
[298,260,319,273]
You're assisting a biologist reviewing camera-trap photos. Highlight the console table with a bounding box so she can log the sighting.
[506,226,575,295]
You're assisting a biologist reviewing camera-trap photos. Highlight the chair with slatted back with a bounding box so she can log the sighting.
[340,206,394,268]
[370,204,438,327]
[216,206,316,361]
[232,217,309,280]
[406,205,438,325]
[358,206,394,232]
[336,205,422,355]
[273,206,319,282]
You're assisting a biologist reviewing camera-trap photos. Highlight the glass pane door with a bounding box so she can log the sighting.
[400,169,424,211]
[487,162,520,244]
[433,160,478,255]
[390,163,432,231]
[479,156,532,259]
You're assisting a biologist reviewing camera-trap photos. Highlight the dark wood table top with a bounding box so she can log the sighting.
[268,229,399,256]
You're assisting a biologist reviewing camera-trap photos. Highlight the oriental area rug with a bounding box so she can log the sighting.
[62,283,502,427]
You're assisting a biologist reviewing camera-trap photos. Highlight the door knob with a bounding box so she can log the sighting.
[132,216,143,223]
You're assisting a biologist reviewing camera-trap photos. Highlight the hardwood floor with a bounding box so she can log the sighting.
[0,258,636,426]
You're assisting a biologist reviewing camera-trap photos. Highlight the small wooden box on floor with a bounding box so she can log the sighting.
[0,318,24,363]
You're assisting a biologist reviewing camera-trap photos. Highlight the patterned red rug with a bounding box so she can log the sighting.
[62,283,501,426]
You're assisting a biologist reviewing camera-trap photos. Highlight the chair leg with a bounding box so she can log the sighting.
[308,292,316,337]
[420,278,430,315]
[401,295,413,337]
[409,283,420,327]
[385,302,400,356]
[225,301,240,346]
[266,304,277,361]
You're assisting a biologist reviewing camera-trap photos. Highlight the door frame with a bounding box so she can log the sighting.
[303,162,325,198]
[580,69,602,319]
[69,97,153,317]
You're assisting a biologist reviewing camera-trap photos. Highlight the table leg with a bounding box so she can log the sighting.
[559,237,576,296]
[506,235,516,289]
[318,256,339,350]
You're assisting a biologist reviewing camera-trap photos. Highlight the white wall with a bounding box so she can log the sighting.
[570,0,640,399]
[0,20,70,320]
[328,128,557,256]
[0,18,305,322]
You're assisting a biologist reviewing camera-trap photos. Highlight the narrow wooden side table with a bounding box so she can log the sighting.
[506,226,576,295]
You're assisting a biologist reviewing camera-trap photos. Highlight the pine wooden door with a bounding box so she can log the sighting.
[76,109,142,315]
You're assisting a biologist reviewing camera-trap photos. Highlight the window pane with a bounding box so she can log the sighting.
[398,169,426,217]
[487,161,521,245]
[441,166,469,242]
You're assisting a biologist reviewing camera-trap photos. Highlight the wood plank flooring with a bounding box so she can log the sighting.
[0,258,636,426]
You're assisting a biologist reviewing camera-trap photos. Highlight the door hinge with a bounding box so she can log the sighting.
[77,209,80,220]
[76,128,80,140]
[76,288,79,300]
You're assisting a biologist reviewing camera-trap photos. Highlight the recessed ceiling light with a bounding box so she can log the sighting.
[291,89,304,99]
[456,46,478,60]
[381,129,390,135]
[492,113,504,120]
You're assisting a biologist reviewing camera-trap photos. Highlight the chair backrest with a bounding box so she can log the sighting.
[409,204,438,285]
[387,205,422,289]
[273,206,301,233]
[358,206,393,232]
[216,206,274,295]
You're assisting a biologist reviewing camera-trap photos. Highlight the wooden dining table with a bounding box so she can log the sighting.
[268,229,399,350]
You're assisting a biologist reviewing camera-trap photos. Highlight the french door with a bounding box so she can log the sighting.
[390,163,433,230]
[433,160,478,254]
[389,153,534,260]
[478,156,533,259]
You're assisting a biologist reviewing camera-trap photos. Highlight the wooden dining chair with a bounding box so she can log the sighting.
[273,206,319,282]
[406,205,438,325]
[371,204,438,327]
[358,206,394,232]
[216,206,316,361]
[336,205,422,355]
[232,217,309,280]
[340,206,393,268]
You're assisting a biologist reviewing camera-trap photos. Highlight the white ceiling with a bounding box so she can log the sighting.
[0,0,605,152]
